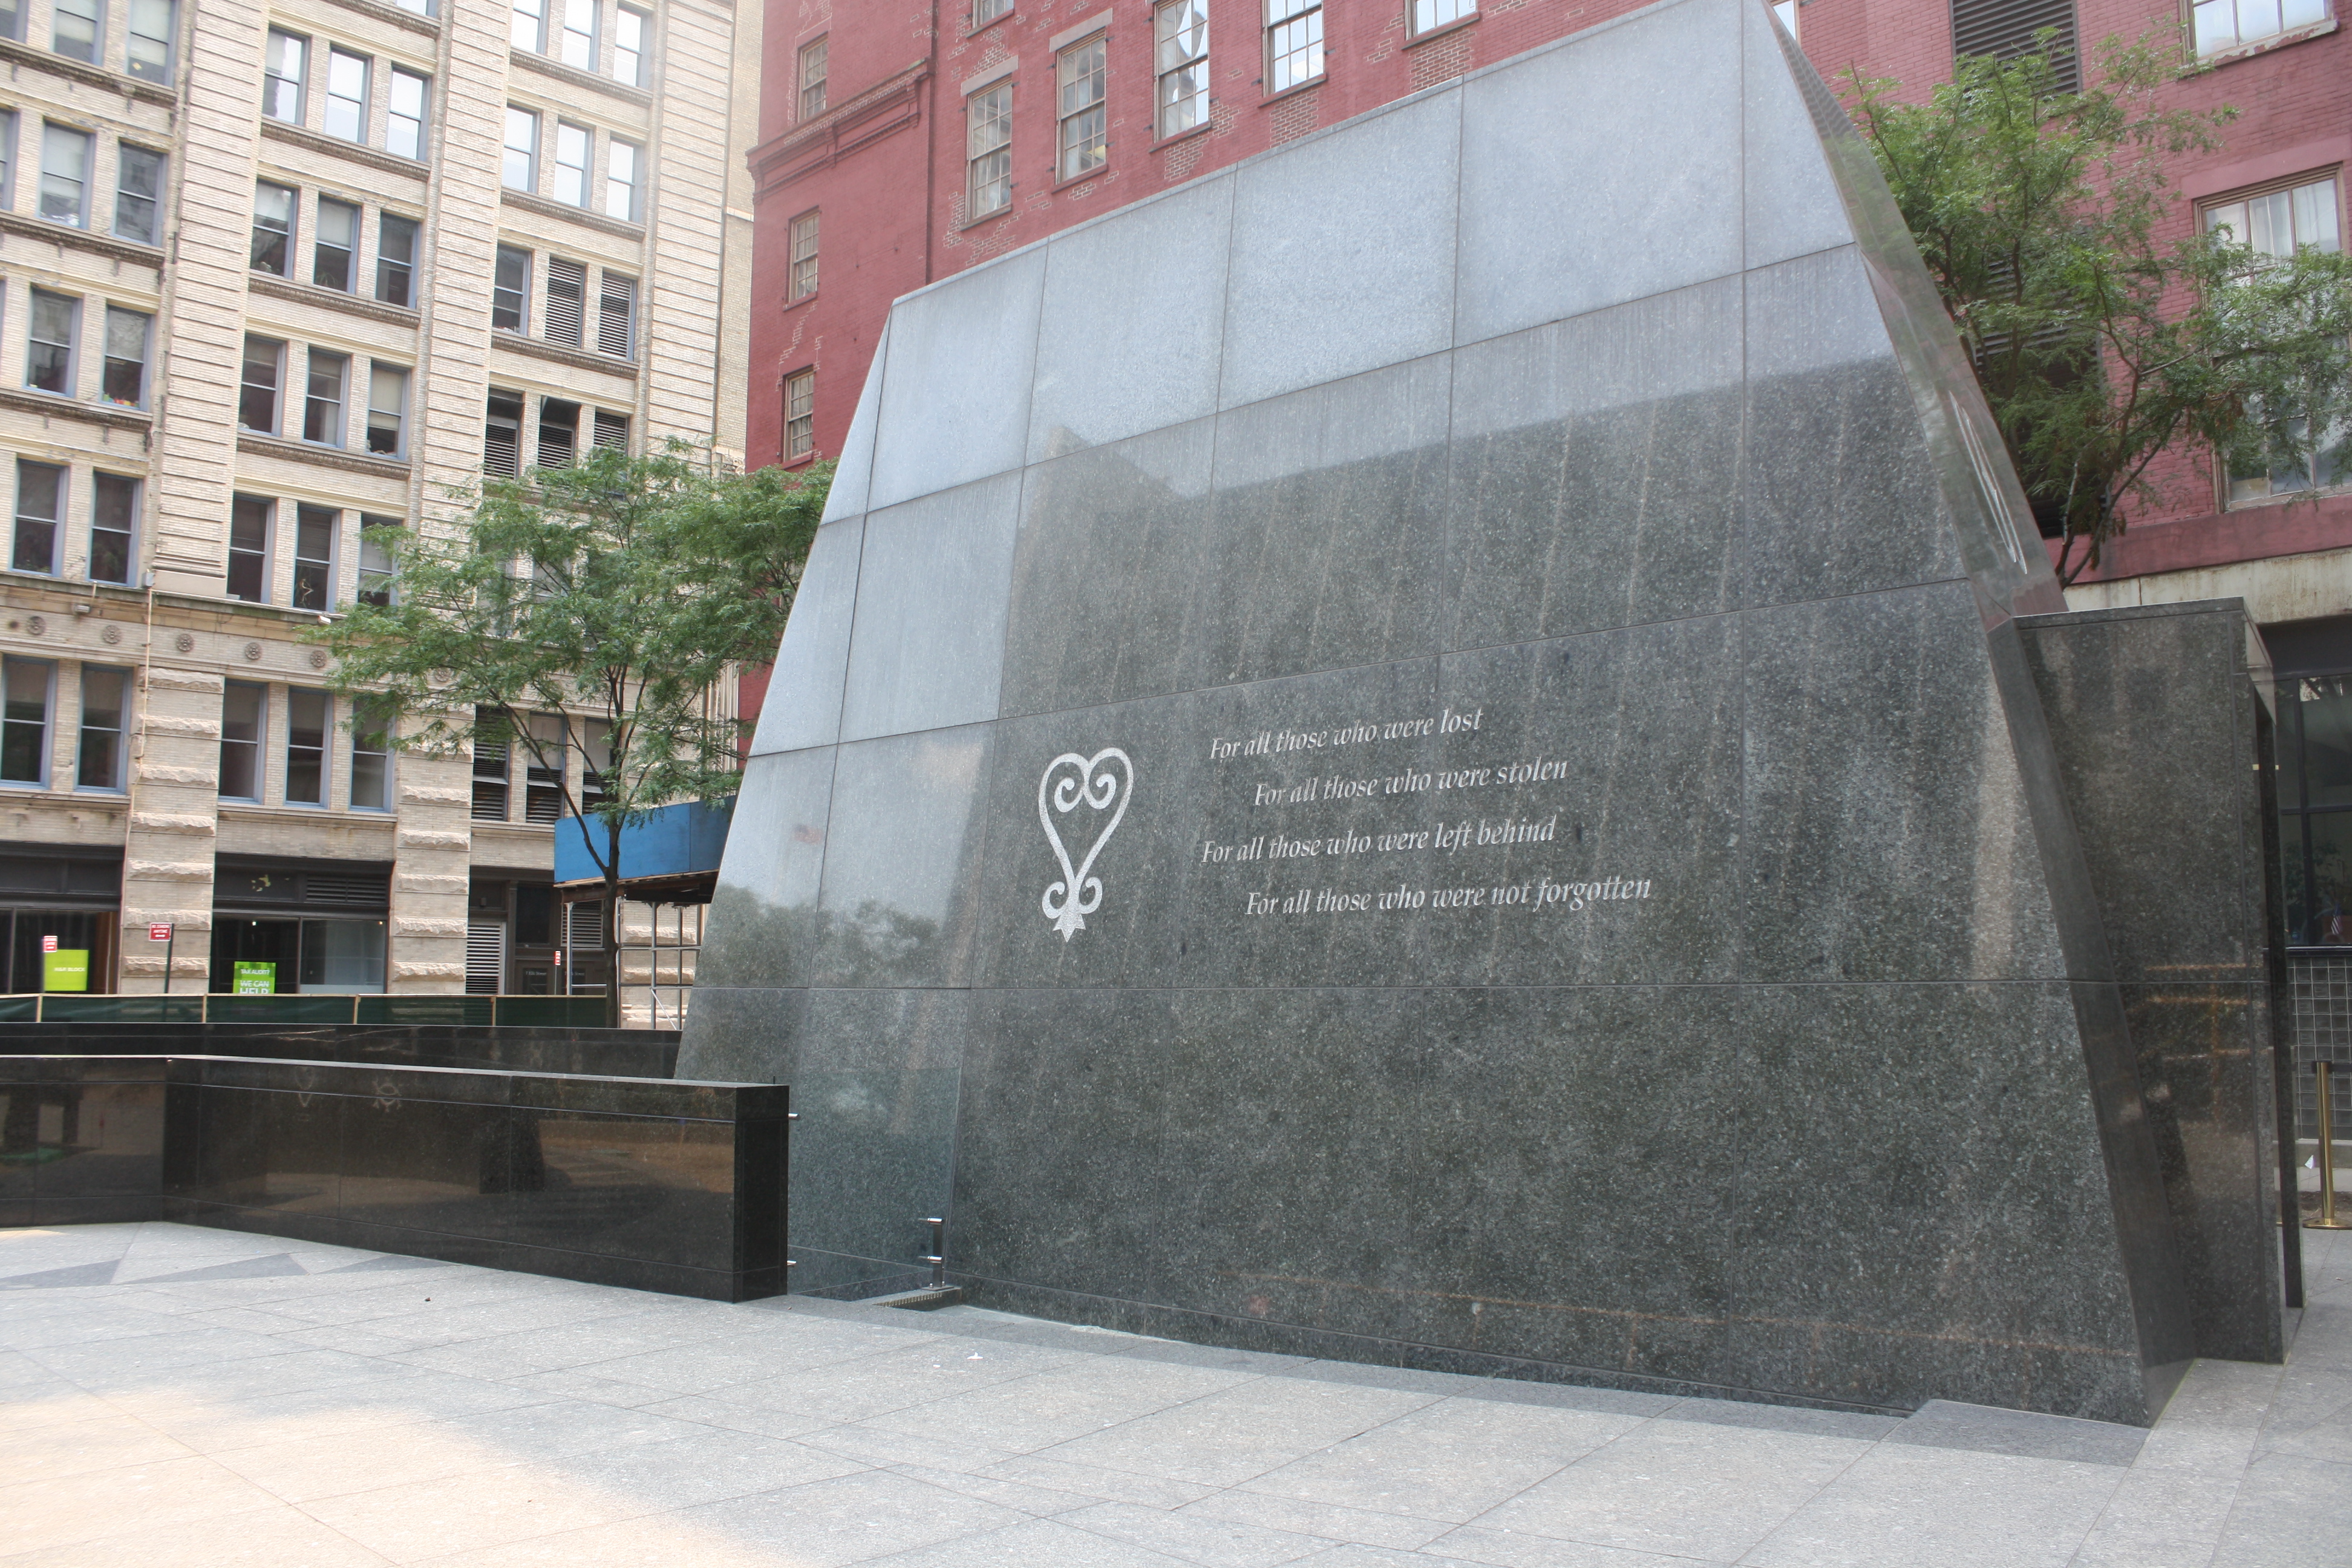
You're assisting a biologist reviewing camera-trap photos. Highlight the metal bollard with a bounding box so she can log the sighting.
[2313,1061,2350,1231]
[920,1216,947,1288]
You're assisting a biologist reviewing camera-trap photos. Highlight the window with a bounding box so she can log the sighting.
[785,369,814,461]
[25,291,76,396]
[13,461,62,573]
[1155,0,1207,139]
[293,503,335,609]
[967,82,1013,218]
[102,305,148,407]
[538,398,579,469]
[304,350,348,446]
[350,698,392,809]
[76,667,126,790]
[1057,37,1107,181]
[263,30,308,123]
[975,0,1011,26]
[525,714,566,822]
[2209,176,2346,503]
[800,37,828,119]
[251,181,295,275]
[604,138,639,220]
[387,67,427,159]
[493,244,531,331]
[238,336,283,433]
[0,1,18,42]
[325,48,369,142]
[485,390,523,477]
[473,708,509,819]
[39,124,91,227]
[545,257,586,345]
[314,198,358,291]
[377,214,419,305]
[503,107,538,191]
[113,145,163,244]
[1412,0,1473,31]
[50,0,100,64]
[126,0,174,82]
[554,120,591,206]
[788,210,818,299]
[561,0,596,68]
[219,682,264,800]
[1,660,51,785]
[90,472,134,584]
[0,112,15,210]
[367,365,408,457]
[598,272,634,356]
[613,5,647,84]
[286,688,328,805]
[1266,0,1322,92]
[592,409,629,451]
[512,0,547,52]
[1771,0,1797,35]
[358,515,396,606]
[226,495,271,601]
[2194,0,2329,54]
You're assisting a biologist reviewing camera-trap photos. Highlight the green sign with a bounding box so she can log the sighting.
[232,962,276,995]
[41,949,88,991]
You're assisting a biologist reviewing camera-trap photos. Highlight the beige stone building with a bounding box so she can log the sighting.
[0,0,754,999]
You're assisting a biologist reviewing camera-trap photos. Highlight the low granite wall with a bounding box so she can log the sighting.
[0,1023,679,1079]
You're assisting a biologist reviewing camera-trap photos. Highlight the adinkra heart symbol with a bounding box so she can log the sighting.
[1039,748,1134,941]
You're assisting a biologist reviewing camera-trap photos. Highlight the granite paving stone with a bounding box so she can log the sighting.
[0,1223,2344,1567]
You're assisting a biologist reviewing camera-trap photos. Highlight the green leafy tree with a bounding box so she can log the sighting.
[1846,36,2352,584]
[316,443,829,1023]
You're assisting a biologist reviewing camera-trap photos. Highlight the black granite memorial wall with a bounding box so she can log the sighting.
[681,0,2285,1420]
[0,1055,788,1300]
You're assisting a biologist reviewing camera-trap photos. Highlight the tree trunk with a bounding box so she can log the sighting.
[603,828,622,1030]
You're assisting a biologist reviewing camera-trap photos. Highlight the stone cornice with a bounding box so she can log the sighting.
[494,331,638,377]
[508,48,655,109]
[321,0,444,39]
[751,61,930,199]
[0,211,166,269]
[0,36,175,106]
[247,274,424,330]
[237,433,413,480]
[0,386,152,434]
[260,120,431,182]
[500,188,645,240]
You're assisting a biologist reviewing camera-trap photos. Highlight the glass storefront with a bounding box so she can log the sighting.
[207,918,388,993]
[2276,669,2352,947]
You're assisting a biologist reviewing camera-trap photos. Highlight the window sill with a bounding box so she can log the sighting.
[1151,122,1215,154]
[1403,12,1480,47]
[959,203,1016,231]
[499,188,647,240]
[783,288,818,312]
[965,11,1015,39]
[782,452,818,471]
[1258,75,1325,109]
[0,36,175,106]
[259,120,431,181]
[2187,16,2337,71]
[493,333,640,377]
[1050,165,1110,195]
[246,275,423,327]
[0,211,165,267]
[237,433,413,480]
[509,48,655,107]
[0,385,152,433]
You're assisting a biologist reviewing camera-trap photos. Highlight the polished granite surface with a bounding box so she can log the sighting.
[0,1221,2342,1567]
[0,1057,787,1302]
[679,0,2278,1422]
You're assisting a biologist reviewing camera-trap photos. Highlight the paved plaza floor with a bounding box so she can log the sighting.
[0,1223,2344,1567]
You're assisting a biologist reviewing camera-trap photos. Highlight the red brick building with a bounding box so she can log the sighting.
[742,0,2352,949]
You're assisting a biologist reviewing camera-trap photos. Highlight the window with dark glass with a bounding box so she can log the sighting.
[13,460,63,575]
[350,697,391,808]
[102,306,148,407]
[1,659,51,785]
[314,198,357,291]
[784,369,814,460]
[358,514,396,606]
[226,494,270,601]
[218,682,263,800]
[239,336,283,433]
[0,1,21,42]
[293,503,335,609]
[114,145,163,244]
[376,214,418,305]
[788,210,818,299]
[90,472,134,584]
[538,398,579,469]
[493,244,530,331]
[50,0,100,64]
[286,688,327,805]
[39,123,91,227]
[76,666,126,789]
[25,290,76,396]
[251,181,295,275]
[368,365,408,457]
[263,29,308,123]
[0,111,16,211]
[304,350,347,446]
[473,707,509,820]
[485,389,523,477]
[126,0,174,82]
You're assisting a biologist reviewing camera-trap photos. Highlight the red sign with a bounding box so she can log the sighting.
[40,935,57,953]
[149,924,172,941]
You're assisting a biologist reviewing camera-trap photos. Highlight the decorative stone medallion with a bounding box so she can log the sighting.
[1037,748,1133,941]
[243,641,263,661]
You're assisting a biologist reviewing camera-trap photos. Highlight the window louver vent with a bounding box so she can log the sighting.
[1951,0,2079,91]
[545,259,586,347]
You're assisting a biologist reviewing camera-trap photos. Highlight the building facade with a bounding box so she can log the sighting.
[0,0,755,998]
